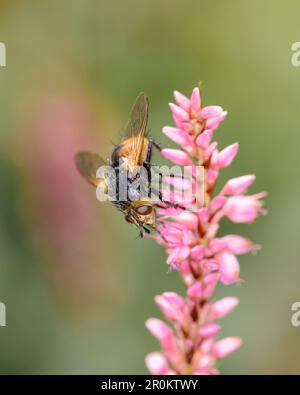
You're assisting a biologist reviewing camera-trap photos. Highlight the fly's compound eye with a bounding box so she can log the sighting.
[135,205,153,215]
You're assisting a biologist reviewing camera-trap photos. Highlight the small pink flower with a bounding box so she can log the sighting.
[211,143,239,169]
[218,252,240,285]
[145,352,173,375]
[155,292,185,324]
[161,148,193,166]
[221,175,256,195]
[211,297,239,319]
[213,337,242,358]
[223,192,267,223]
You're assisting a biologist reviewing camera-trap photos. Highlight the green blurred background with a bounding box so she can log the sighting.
[0,0,299,374]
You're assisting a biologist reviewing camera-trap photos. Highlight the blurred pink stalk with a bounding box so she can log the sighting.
[145,86,266,375]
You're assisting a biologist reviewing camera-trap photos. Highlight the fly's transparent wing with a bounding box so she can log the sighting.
[124,92,149,138]
[75,151,107,187]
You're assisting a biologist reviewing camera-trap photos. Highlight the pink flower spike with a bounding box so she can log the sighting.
[206,111,227,130]
[162,126,191,146]
[213,143,239,169]
[155,292,185,323]
[187,282,202,299]
[221,175,256,195]
[218,252,240,285]
[145,85,266,375]
[161,148,192,165]
[195,129,213,149]
[169,103,189,123]
[200,106,223,119]
[199,323,221,338]
[211,297,239,319]
[213,337,242,358]
[190,87,201,112]
[145,352,170,375]
[174,91,190,111]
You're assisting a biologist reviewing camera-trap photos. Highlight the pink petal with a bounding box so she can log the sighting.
[161,148,192,165]
[211,297,239,319]
[213,337,242,358]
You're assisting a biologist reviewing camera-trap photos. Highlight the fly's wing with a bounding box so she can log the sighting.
[75,151,108,189]
[123,92,149,165]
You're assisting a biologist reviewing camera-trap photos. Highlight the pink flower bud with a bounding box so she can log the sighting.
[205,111,227,130]
[213,337,242,358]
[222,175,256,195]
[190,87,201,111]
[145,319,177,354]
[167,246,190,267]
[145,352,170,375]
[161,148,192,165]
[210,196,227,212]
[224,193,267,223]
[164,175,193,191]
[171,212,198,230]
[187,282,202,299]
[212,143,239,169]
[218,252,240,285]
[195,129,213,149]
[169,103,189,123]
[162,126,191,146]
[174,91,190,111]
[198,207,209,223]
[220,235,253,254]
[211,297,239,319]
[200,105,223,119]
[155,292,185,323]
[199,323,221,338]
[191,245,205,260]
